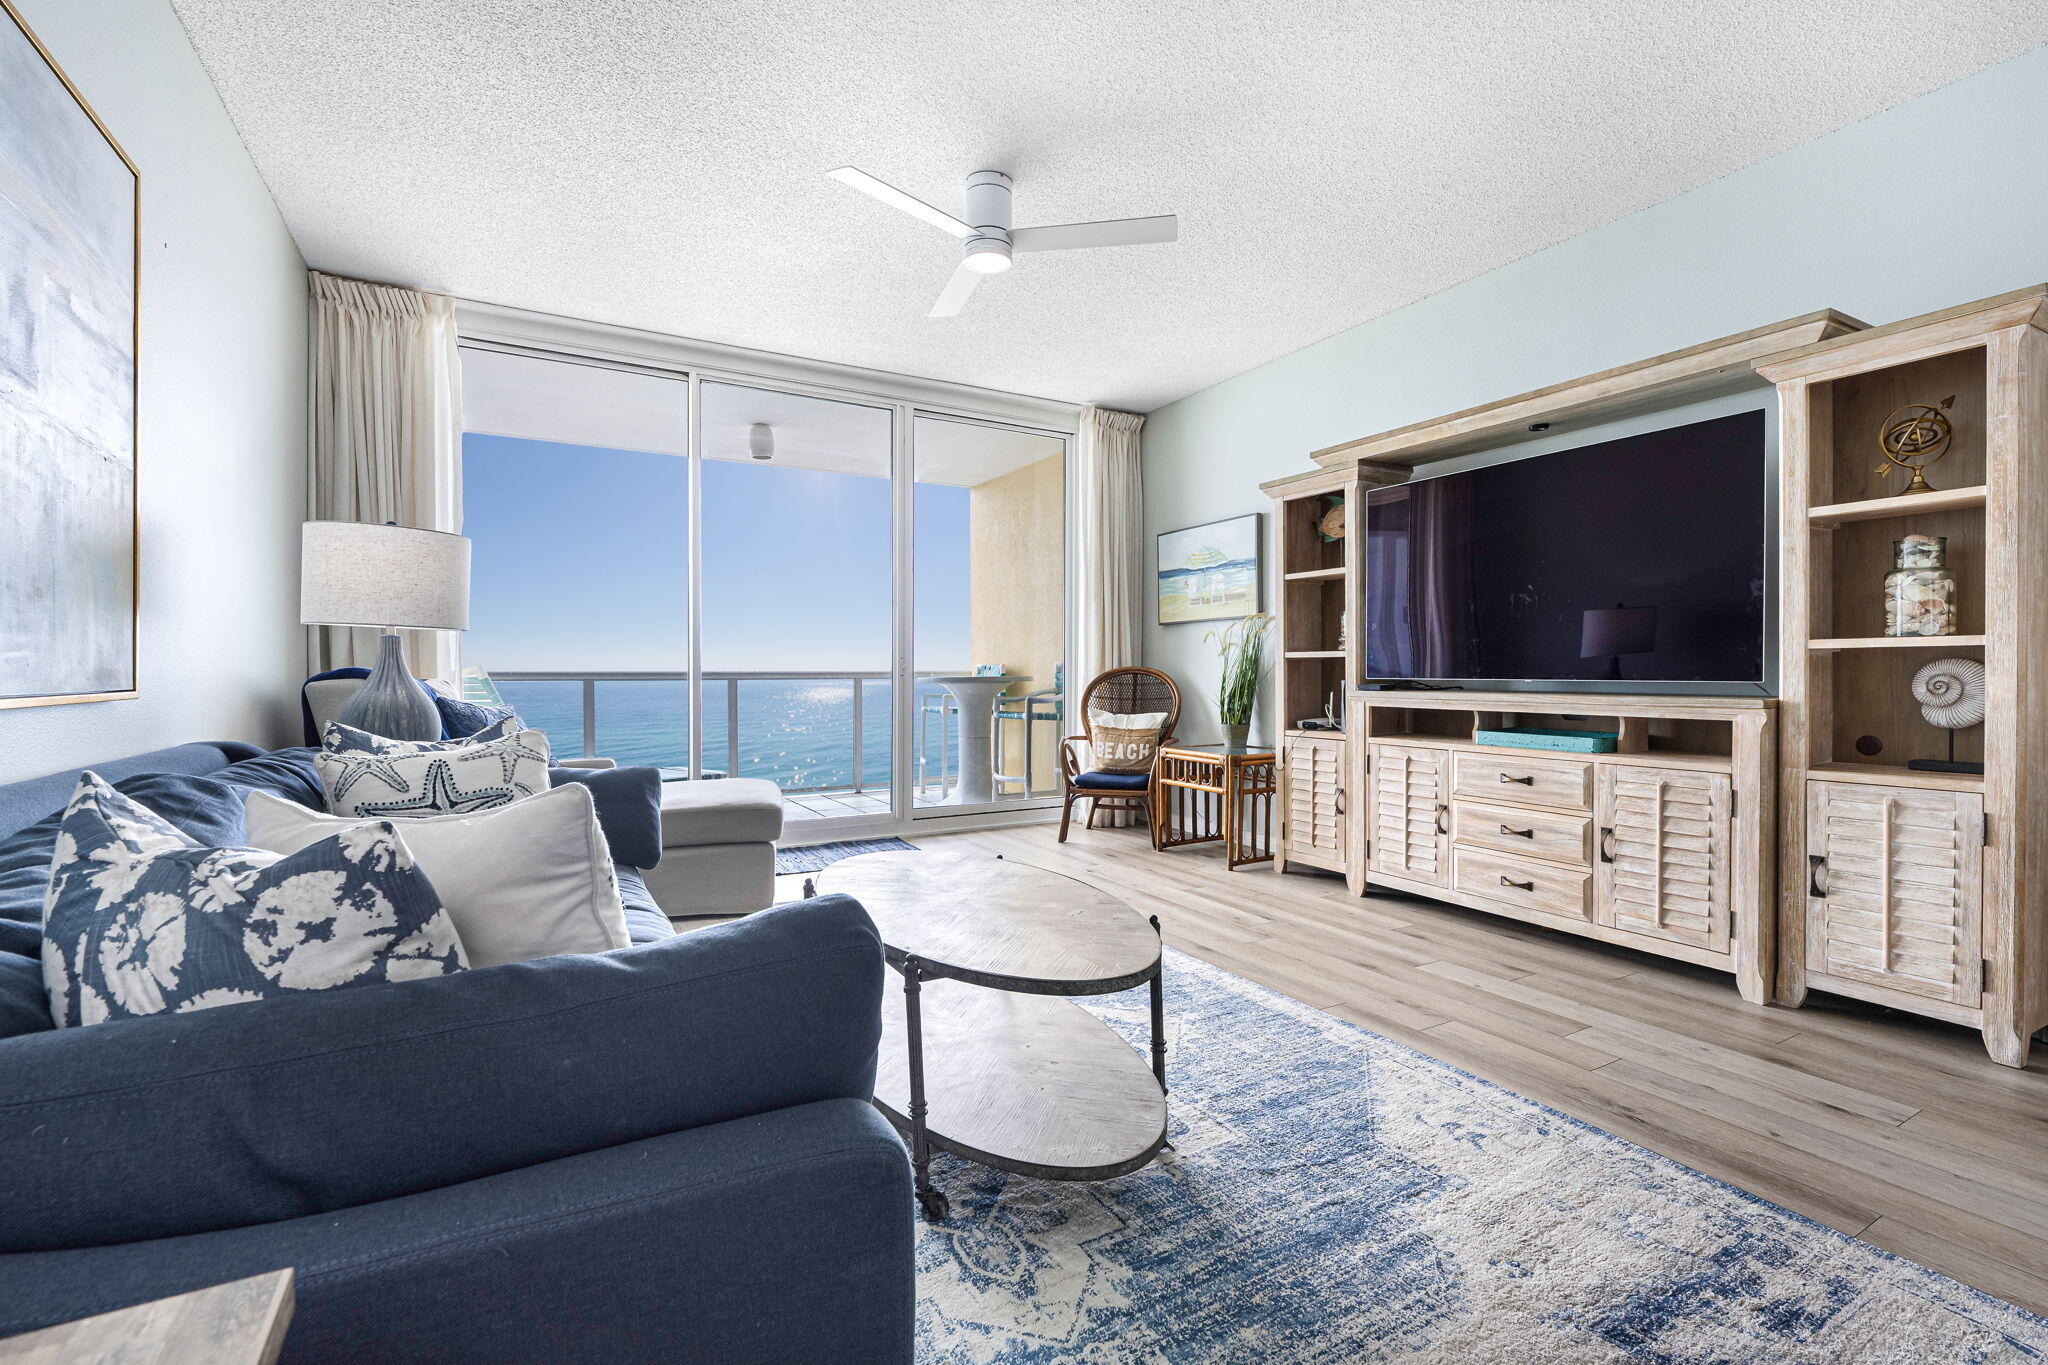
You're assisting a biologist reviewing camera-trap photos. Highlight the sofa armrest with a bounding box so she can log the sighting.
[555,757,617,770]
[0,896,883,1253]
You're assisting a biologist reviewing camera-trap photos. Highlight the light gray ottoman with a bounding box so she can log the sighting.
[642,779,785,918]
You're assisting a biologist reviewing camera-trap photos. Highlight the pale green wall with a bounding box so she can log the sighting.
[1142,43,2048,745]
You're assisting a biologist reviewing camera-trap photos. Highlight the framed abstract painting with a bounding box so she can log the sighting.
[1,0,140,709]
[1158,513,1261,625]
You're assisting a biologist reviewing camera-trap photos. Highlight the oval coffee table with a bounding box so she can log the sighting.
[816,850,1168,1222]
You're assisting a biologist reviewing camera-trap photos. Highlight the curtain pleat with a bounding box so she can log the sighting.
[306,271,464,681]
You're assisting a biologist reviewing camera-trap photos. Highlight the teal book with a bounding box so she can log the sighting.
[1472,727,1619,754]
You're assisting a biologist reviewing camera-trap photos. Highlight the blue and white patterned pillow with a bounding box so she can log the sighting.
[321,717,520,755]
[316,721,551,818]
[40,773,466,1028]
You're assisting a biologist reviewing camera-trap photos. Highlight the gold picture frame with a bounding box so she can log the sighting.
[0,0,141,710]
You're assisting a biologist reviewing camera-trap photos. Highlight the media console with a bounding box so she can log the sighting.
[1352,691,1776,1004]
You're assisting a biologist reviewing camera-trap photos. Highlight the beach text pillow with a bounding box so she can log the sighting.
[317,721,551,818]
[41,773,465,1028]
[1086,709,1169,774]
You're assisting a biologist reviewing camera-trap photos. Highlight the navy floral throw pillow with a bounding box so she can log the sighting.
[40,773,466,1028]
[316,721,551,818]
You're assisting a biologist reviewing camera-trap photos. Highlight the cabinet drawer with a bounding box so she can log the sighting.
[1453,847,1592,921]
[1452,799,1592,865]
[1452,751,1593,811]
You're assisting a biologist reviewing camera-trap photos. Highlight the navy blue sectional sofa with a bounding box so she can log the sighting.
[0,742,913,1362]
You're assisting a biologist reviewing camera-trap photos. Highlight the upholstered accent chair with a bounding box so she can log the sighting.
[1058,666,1181,845]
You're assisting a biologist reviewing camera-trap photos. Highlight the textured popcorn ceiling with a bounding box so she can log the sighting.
[171,1,2047,411]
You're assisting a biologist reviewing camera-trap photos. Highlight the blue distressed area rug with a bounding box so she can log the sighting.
[914,947,2048,1362]
[775,837,916,875]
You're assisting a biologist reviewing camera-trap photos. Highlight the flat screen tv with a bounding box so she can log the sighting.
[1364,409,1767,685]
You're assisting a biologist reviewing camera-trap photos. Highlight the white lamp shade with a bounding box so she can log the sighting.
[300,522,470,630]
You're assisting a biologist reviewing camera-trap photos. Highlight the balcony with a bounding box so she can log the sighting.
[489,670,1062,820]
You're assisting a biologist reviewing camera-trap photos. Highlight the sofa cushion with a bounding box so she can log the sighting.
[550,765,662,869]
[0,743,260,844]
[0,1102,914,1363]
[659,778,784,848]
[245,786,630,969]
[0,894,882,1252]
[615,867,675,943]
[42,775,466,1028]
[1073,769,1153,792]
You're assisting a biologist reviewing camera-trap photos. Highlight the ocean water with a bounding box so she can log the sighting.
[497,678,958,792]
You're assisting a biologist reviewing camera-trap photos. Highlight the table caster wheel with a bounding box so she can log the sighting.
[918,1188,950,1224]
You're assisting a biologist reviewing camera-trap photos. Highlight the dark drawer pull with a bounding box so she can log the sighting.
[1599,826,1616,863]
[1499,875,1535,891]
[1499,772,1534,785]
[1809,854,1828,898]
[1499,823,1534,839]
[1434,803,1448,834]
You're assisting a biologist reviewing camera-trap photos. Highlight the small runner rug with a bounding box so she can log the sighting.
[913,946,2047,1363]
[775,837,916,875]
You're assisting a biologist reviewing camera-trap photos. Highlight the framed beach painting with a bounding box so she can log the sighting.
[1158,514,1261,625]
[0,0,139,709]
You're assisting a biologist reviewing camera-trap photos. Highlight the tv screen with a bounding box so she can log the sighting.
[1364,410,1767,684]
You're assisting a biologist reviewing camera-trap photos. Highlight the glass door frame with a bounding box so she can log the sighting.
[457,320,1078,836]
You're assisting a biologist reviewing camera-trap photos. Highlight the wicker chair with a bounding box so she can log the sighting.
[1058,667,1181,846]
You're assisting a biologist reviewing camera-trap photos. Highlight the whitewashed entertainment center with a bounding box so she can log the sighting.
[1264,286,2048,1066]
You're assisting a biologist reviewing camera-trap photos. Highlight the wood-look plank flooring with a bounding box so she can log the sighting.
[761,821,2048,1316]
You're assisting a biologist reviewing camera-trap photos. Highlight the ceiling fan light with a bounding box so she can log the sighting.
[963,248,1012,275]
[748,423,774,460]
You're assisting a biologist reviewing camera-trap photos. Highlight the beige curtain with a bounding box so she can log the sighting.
[1073,405,1146,690]
[306,271,464,681]
[1073,406,1145,822]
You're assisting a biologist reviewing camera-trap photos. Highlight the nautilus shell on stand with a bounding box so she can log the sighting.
[1912,657,1987,730]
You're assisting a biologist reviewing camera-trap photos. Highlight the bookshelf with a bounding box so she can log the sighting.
[1761,284,2048,1066]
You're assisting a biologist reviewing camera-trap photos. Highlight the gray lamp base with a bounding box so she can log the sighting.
[336,633,442,741]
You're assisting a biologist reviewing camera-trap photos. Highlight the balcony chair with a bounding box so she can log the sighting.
[994,662,1063,799]
[1058,666,1180,846]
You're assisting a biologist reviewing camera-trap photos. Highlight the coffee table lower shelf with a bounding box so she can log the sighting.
[875,980,1169,1217]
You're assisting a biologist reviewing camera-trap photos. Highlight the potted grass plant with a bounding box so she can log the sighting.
[1207,612,1273,753]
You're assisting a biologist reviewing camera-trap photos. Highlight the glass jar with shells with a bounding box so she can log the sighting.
[1882,532,1957,638]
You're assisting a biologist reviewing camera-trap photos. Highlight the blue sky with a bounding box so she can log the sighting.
[461,434,970,672]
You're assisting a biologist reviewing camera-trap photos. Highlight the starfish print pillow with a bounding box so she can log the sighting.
[316,721,552,818]
[40,773,465,1028]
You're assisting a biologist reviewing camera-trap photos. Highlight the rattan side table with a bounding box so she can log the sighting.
[1151,743,1277,870]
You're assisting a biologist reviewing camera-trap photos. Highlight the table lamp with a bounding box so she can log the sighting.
[1580,604,1658,682]
[300,521,470,740]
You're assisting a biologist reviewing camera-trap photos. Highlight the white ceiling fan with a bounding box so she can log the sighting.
[827,167,1178,317]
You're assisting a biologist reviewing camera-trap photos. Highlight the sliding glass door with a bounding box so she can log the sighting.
[459,343,1067,832]
[911,414,1068,815]
[458,346,691,774]
[698,381,895,827]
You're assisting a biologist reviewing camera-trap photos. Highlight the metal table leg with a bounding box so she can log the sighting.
[902,955,949,1223]
[1147,916,1167,1094]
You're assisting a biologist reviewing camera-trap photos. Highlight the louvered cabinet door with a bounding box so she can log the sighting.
[1366,742,1447,886]
[1282,737,1346,867]
[1806,781,1984,1006]
[1594,765,1731,953]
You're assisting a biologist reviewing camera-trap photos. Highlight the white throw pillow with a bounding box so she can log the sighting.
[315,724,552,817]
[244,784,629,969]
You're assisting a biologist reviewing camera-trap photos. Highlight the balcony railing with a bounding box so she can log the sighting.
[490,670,993,801]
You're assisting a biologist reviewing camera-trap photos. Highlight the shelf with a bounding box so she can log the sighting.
[1808,485,1987,525]
[1283,650,1345,660]
[1809,635,1986,652]
[1365,733,1734,772]
[1282,567,1347,582]
[1806,762,1984,793]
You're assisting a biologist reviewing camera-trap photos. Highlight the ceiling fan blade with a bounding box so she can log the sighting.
[929,261,983,318]
[1012,214,1178,253]
[827,167,972,239]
